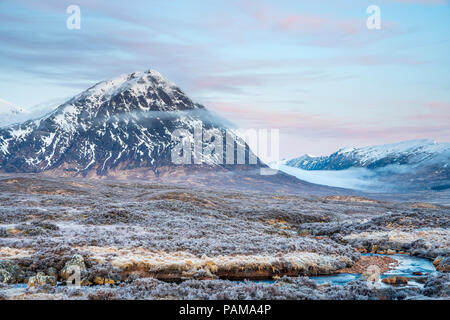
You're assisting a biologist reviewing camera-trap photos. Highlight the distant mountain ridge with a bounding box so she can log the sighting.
[0,98,64,128]
[284,139,450,192]
[286,139,450,170]
[0,99,27,127]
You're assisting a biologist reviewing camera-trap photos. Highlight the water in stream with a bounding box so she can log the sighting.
[310,254,436,287]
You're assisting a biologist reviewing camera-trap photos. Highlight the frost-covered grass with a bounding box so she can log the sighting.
[299,204,450,259]
[1,274,448,300]
[75,246,351,279]
[0,175,448,299]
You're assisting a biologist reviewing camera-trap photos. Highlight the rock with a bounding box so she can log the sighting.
[181,267,216,280]
[46,267,58,278]
[433,256,450,272]
[93,276,115,285]
[432,256,441,266]
[27,272,57,286]
[386,249,396,255]
[338,256,397,275]
[0,260,21,284]
[381,276,408,285]
[81,279,93,286]
[412,271,423,276]
[422,273,450,297]
[60,254,86,281]
[6,228,23,236]
[410,276,427,284]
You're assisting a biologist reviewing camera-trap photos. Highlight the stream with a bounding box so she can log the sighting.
[310,253,436,287]
[6,254,437,296]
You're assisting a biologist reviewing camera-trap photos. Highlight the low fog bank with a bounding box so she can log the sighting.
[273,164,379,191]
[271,163,449,193]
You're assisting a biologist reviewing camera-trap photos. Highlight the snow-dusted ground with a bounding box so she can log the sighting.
[0,175,448,300]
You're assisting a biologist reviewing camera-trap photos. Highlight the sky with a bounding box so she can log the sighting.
[0,0,449,158]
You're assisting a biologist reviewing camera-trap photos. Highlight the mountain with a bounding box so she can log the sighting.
[286,139,450,170]
[0,98,65,128]
[0,99,27,127]
[0,70,333,194]
[283,139,450,192]
[0,70,236,174]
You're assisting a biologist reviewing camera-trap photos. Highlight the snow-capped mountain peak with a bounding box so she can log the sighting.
[69,70,199,114]
[0,70,256,175]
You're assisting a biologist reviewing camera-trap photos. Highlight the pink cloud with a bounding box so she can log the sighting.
[402,100,450,126]
[191,75,264,93]
[236,0,400,47]
[426,101,450,112]
[210,101,450,144]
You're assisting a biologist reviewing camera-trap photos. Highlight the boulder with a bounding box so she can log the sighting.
[381,276,408,285]
[422,273,450,297]
[0,260,21,284]
[46,267,58,278]
[411,276,427,284]
[93,276,115,285]
[59,254,86,281]
[27,272,57,286]
[433,256,450,272]
[81,279,93,286]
